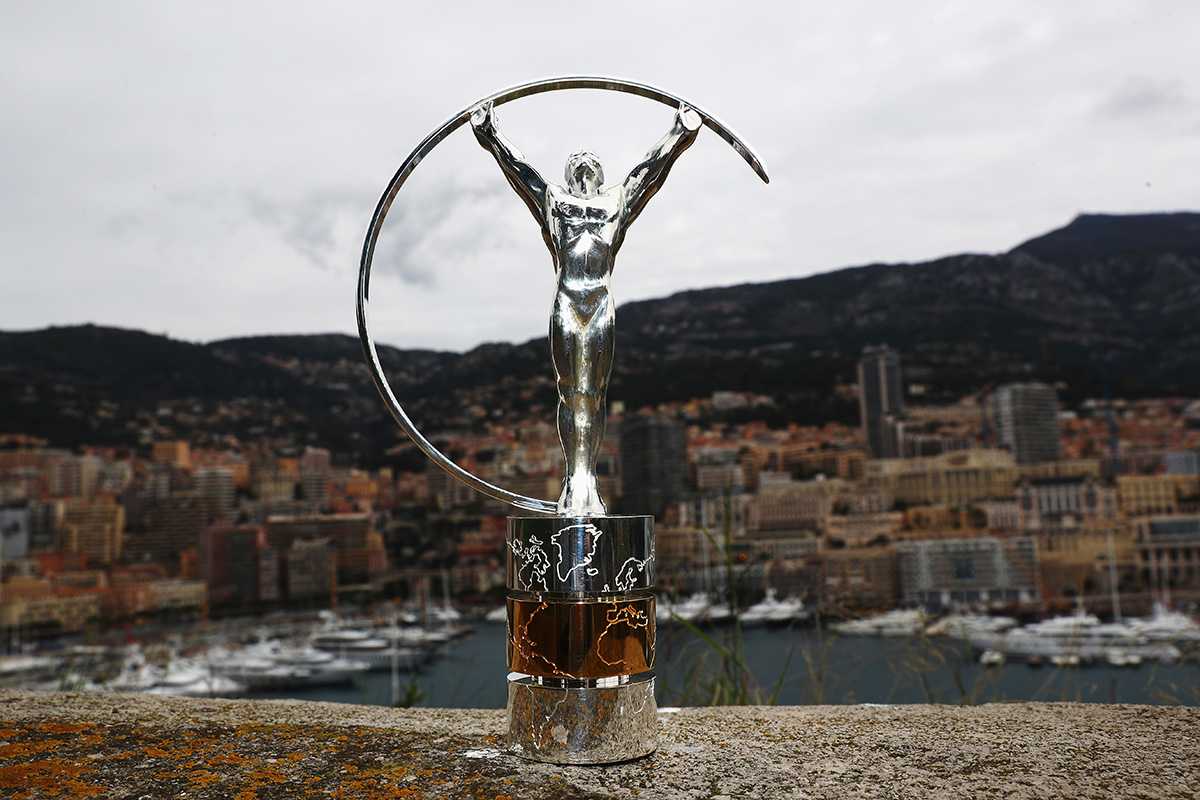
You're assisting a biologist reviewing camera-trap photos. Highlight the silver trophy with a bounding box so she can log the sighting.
[357,77,767,764]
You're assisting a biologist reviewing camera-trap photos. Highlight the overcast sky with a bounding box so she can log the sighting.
[3,2,1199,351]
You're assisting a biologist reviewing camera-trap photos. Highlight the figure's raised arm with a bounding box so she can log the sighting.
[620,103,702,230]
[470,102,549,231]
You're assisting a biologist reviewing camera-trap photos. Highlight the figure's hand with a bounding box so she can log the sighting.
[470,101,496,133]
[676,103,702,133]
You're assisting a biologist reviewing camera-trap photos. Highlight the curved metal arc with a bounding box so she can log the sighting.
[356,278,555,515]
[358,76,768,515]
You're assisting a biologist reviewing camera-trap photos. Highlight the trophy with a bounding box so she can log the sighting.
[357,77,768,764]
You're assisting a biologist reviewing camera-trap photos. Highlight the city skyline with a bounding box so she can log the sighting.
[3,3,1200,350]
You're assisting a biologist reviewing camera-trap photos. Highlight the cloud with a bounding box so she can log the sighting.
[246,188,365,276]
[370,180,516,288]
[2,1,1199,349]
[1096,77,1191,119]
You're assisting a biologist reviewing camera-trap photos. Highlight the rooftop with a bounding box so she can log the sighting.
[0,692,1196,798]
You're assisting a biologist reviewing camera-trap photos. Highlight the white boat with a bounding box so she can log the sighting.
[1050,653,1080,668]
[834,609,927,636]
[1022,611,1101,638]
[1105,649,1143,667]
[0,654,60,686]
[738,593,775,626]
[378,625,451,647]
[428,604,462,624]
[1128,603,1200,642]
[969,620,1181,664]
[739,589,807,626]
[145,661,246,697]
[766,595,810,626]
[105,650,245,698]
[342,646,424,672]
[485,606,507,623]
[705,603,733,624]
[310,627,376,648]
[670,593,712,624]
[655,599,673,623]
[979,649,1006,666]
[239,641,369,685]
[214,655,364,689]
[928,614,1017,639]
[310,633,423,672]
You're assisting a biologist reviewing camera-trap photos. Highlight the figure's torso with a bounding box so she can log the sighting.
[545,185,624,298]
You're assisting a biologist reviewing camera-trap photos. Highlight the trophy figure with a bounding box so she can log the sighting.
[469,98,701,516]
[357,77,768,764]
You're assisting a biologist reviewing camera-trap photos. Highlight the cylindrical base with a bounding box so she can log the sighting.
[506,673,657,764]
[505,514,656,765]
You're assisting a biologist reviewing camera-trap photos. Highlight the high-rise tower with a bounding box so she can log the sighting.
[989,382,1061,465]
[858,346,905,458]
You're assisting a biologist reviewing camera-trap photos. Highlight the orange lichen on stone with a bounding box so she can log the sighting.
[209,750,250,767]
[36,723,92,735]
[188,768,222,786]
[0,758,105,798]
[0,702,540,799]
[0,740,58,759]
[234,763,290,798]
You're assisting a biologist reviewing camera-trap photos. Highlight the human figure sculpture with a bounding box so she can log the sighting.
[471,100,702,516]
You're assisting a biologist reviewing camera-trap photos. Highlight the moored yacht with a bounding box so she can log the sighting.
[833,609,927,636]
[145,660,246,697]
[1128,603,1200,642]
[927,613,1017,639]
[705,603,733,624]
[310,633,423,672]
[655,598,674,623]
[670,593,712,624]
[739,589,784,626]
[765,595,810,626]
[0,654,60,688]
[737,590,810,626]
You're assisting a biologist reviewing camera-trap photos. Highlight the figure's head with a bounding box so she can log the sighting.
[564,151,604,198]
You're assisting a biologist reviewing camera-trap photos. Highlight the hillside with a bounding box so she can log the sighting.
[3,212,1199,466]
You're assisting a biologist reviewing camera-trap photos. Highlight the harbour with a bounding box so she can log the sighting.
[241,621,1200,708]
[4,602,1197,708]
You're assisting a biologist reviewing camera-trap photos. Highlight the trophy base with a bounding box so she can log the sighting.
[506,515,654,594]
[506,673,657,764]
[505,513,657,764]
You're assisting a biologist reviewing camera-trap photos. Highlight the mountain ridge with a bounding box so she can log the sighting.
[4,212,1200,465]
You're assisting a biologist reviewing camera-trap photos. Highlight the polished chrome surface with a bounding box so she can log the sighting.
[506,515,653,594]
[357,76,769,516]
[507,594,656,679]
[472,101,699,515]
[506,671,657,764]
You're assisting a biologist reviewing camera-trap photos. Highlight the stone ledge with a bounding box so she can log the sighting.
[0,691,1196,799]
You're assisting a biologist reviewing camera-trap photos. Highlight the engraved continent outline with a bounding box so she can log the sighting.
[551,523,604,585]
[509,534,551,592]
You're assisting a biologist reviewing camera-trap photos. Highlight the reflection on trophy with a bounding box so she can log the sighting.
[357,77,768,764]
[470,98,702,516]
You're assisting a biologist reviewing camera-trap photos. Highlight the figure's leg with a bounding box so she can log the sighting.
[551,292,584,513]
[574,292,615,512]
[551,290,613,516]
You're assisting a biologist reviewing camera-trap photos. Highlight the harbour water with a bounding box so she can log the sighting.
[255,623,1200,709]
